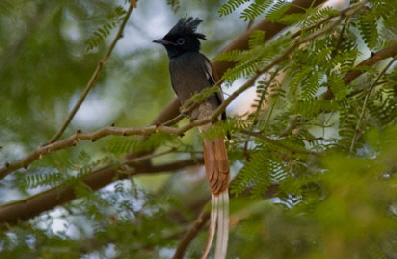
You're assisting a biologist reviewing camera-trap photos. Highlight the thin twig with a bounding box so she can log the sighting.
[240,130,319,155]
[253,68,282,127]
[121,148,177,164]
[291,9,338,39]
[44,2,136,146]
[0,119,211,180]
[349,56,397,153]
[343,42,397,99]
[172,206,211,259]
[162,102,200,126]
[278,115,301,138]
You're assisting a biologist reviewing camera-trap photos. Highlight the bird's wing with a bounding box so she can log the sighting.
[201,54,227,121]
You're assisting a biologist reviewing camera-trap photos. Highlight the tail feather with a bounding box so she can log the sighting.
[201,195,218,259]
[201,139,230,259]
[203,139,230,195]
[214,192,229,259]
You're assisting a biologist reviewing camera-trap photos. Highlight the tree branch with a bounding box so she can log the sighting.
[324,42,397,100]
[240,130,320,155]
[0,158,202,224]
[172,207,211,259]
[349,55,397,152]
[0,120,210,180]
[44,2,136,145]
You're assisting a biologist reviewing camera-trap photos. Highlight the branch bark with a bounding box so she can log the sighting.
[324,42,397,100]
[0,121,209,180]
[0,158,202,224]
[172,208,211,259]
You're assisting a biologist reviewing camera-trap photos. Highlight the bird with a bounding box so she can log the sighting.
[153,17,230,259]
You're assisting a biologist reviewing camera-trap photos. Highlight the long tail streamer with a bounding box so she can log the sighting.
[201,138,230,259]
[201,192,229,259]
[214,192,229,259]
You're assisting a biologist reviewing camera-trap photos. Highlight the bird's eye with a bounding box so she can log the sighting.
[176,38,185,45]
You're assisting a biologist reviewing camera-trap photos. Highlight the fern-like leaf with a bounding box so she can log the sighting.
[248,30,266,49]
[218,0,250,17]
[85,6,127,51]
[328,71,347,100]
[240,0,273,21]
[295,100,340,117]
[214,49,242,62]
[301,71,323,100]
[231,150,271,198]
[357,12,378,50]
[265,0,291,22]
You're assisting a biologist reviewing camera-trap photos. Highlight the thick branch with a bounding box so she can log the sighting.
[324,42,397,100]
[0,158,202,224]
[172,208,211,259]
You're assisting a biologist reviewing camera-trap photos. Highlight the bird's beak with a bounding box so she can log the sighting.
[153,39,176,45]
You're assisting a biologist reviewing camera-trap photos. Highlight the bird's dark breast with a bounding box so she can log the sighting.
[169,52,212,104]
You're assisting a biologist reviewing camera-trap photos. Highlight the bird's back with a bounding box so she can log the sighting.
[169,52,213,104]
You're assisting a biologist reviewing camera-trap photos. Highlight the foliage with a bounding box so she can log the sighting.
[2,0,397,258]
[85,6,127,51]
[167,0,181,13]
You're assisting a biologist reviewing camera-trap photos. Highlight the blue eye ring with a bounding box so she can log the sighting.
[177,38,185,45]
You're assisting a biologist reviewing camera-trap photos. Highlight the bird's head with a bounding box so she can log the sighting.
[153,17,206,58]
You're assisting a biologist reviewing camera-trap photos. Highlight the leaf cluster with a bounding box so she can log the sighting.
[85,6,127,51]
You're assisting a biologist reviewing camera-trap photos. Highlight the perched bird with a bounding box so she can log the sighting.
[153,17,230,259]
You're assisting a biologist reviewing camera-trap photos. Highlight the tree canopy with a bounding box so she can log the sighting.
[2,0,397,258]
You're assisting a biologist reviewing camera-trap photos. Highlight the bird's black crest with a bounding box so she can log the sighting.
[165,17,206,40]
